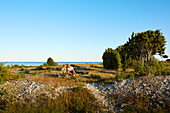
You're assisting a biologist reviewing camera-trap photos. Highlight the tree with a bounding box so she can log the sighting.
[47,57,56,66]
[127,29,167,66]
[116,44,132,70]
[102,48,122,69]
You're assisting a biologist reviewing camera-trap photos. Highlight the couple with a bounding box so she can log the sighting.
[61,64,76,76]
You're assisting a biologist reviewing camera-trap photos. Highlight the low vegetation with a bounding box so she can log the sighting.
[0,86,101,113]
[0,63,25,83]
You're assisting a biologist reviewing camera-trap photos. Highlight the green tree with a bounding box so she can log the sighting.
[102,48,122,69]
[116,44,132,70]
[127,29,167,66]
[47,57,56,66]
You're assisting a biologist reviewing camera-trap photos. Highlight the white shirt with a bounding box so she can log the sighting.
[67,66,74,71]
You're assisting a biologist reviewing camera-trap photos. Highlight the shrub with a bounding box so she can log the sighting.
[102,48,122,69]
[115,73,124,81]
[35,65,43,70]
[47,67,56,72]
[83,71,88,74]
[78,79,82,82]
[0,63,25,83]
[126,72,135,79]
[0,63,12,83]
[24,69,30,74]
[71,76,77,80]
[11,64,20,68]
[133,61,147,76]
[20,68,24,71]
[73,85,83,91]
[90,74,101,79]
[43,63,48,66]
[60,72,67,78]
[90,65,95,67]
[32,71,37,76]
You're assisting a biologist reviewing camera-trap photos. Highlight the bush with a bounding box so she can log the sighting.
[43,63,48,66]
[32,71,37,76]
[133,61,147,76]
[90,74,101,79]
[60,72,67,78]
[102,48,122,69]
[47,67,56,72]
[20,68,24,71]
[46,57,58,66]
[0,63,25,83]
[24,69,30,74]
[11,64,20,68]
[90,65,95,67]
[35,65,43,70]
[115,73,124,81]
[126,72,135,79]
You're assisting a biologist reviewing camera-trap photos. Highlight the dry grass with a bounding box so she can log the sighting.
[8,63,135,87]
[21,76,85,87]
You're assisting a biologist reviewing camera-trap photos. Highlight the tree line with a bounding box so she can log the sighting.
[102,29,168,70]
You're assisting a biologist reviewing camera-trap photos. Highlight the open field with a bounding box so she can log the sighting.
[0,62,170,112]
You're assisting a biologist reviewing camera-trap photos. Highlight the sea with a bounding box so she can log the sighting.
[1,62,102,66]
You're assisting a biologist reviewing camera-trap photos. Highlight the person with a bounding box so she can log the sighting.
[61,64,66,73]
[57,64,66,77]
[67,64,76,76]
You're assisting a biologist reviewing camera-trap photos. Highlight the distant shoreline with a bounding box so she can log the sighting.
[0,62,102,66]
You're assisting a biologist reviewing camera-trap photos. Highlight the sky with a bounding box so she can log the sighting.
[0,0,170,62]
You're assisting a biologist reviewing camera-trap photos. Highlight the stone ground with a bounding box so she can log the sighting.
[0,75,169,112]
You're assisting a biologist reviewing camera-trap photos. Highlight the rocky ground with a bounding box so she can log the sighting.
[85,75,170,112]
[0,75,169,112]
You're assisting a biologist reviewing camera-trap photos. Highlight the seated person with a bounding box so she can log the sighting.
[67,64,76,76]
[61,64,66,73]
[57,64,66,77]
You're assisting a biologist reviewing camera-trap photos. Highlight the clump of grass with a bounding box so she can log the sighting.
[0,88,8,95]
[60,72,67,78]
[20,68,24,71]
[71,76,77,80]
[83,71,88,74]
[126,72,135,79]
[24,69,30,74]
[47,67,56,72]
[32,71,37,76]
[90,74,101,79]
[78,79,82,82]
[115,73,124,81]
[90,65,95,67]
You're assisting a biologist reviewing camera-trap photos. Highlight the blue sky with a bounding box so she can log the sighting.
[0,0,170,62]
